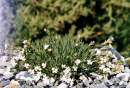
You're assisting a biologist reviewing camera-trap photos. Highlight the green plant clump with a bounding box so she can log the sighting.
[15,35,99,77]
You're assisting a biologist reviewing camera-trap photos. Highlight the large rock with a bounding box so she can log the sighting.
[15,71,33,81]
[0,0,14,50]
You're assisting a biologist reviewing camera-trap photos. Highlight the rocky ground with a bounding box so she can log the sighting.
[0,43,130,88]
[0,0,14,49]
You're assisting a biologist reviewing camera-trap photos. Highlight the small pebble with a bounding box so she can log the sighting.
[0,80,10,87]
[9,80,20,88]
[126,82,130,88]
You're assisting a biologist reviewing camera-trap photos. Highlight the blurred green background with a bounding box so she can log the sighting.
[15,0,130,57]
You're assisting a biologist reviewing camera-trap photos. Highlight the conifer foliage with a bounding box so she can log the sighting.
[15,0,130,56]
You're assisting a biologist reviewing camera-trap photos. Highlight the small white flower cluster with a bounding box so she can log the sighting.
[94,44,125,75]
[75,59,81,65]
[24,63,30,69]
[52,67,58,73]
[44,44,49,50]
[87,60,93,65]
[42,63,46,68]
[43,44,52,52]
[12,49,25,61]
[34,66,42,72]
[22,40,30,48]
[7,47,26,72]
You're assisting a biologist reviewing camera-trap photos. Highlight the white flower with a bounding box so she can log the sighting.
[63,67,71,74]
[44,28,47,32]
[24,45,28,48]
[48,48,52,52]
[95,48,101,55]
[13,51,26,61]
[113,64,124,73]
[99,65,105,70]
[23,40,28,44]
[106,62,115,68]
[75,43,78,46]
[52,67,58,73]
[89,41,95,46]
[103,68,111,73]
[21,49,25,54]
[20,56,26,61]
[87,60,93,65]
[61,64,66,68]
[100,57,108,63]
[75,59,81,65]
[42,63,46,68]
[37,72,42,76]
[28,69,34,74]
[111,64,115,68]
[24,63,30,69]
[44,44,49,50]
[34,66,42,71]
[78,34,81,38]
[72,66,77,71]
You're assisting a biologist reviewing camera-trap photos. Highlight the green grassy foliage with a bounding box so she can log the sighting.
[15,35,100,77]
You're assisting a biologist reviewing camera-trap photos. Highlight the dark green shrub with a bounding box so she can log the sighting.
[15,0,130,56]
